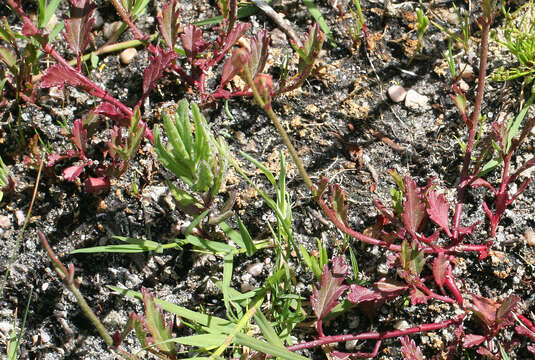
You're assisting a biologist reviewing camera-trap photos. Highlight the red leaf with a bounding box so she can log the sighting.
[83,176,110,193]
[347,284,382,304]
[409,288,428,305]
[515,325,535,342]
[462,334,486,348]
[213,22,250,63]
[180,25,209,65]
[470,294,499,327]
[142,48,177,98]
[432,252,449,288]
[157,0,180,49]
[374,277,408,293]
[528,345,535,354]
[496,294,520,323]
[93,102,128,123]
[426,190,451,237]
[71,119,87,154]
[63,0,95,56]
[471,178,496,192]
[310,256,348,321]
[248,30,270,78]
[41,64,105,98]
[63,164,85,181]
[402,176,426,236]
[400,336,424,360]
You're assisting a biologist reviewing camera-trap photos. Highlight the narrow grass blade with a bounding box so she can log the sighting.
[108,286,235,332]
[70,237,178,254]
[301,0,335,46]
[254,311,285,347]
[234,333,308,360]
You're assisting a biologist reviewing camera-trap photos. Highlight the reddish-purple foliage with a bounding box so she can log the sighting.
[400,336,424,360]
[311,257,349,322]
[63,0,95,59]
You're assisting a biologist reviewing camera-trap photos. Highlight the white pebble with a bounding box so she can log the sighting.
[246,262,264,277]
[388,85,407,103]
[405,89,429,109]
[525,228,535,246]
[120,48,137,65]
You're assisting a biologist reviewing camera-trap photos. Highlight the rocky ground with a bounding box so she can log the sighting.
[1,0,535,359]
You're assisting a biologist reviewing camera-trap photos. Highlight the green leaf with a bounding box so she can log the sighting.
[196,160,214,192]
[177,234,236,254]
[237,217,256,256]
[168,182,198,208]
[234,333,308,360]
[142,290,174,353]
[194,5,259,26]
[254,311,285,347]
[169,333,226,348]
[70,236,179,254]
[222,253,235,319]
[184,209,211,236]
[506,89,535,152]
[109,286,235,332]
[240,151,276,187]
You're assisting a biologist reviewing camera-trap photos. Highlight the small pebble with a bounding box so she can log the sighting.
[120,48,137,65]
[394,319,410,330]
[388,85,407,103]
[15,210,25,226]
[458,79,470,92]
[246,262,264,277]
[405,89,429,109]
[524,228,535,246]
[345,339,358,351]
[0,215,11,229]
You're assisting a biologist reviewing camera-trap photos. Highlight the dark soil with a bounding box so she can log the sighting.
[1,0,535,359]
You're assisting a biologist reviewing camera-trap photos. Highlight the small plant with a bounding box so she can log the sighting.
[0,156,15,202]
[154,99,231,229]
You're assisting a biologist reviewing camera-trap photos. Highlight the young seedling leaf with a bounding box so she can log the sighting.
[142,48,177,99]
[158,0,180,49]
[63,0,95,56]
[141,288,175,353]
[311,256,348,320]
[181,25,209,65]
[432,252,449,289]
[462,334,486,348]
[426,190,451,237]
[402,176,426,236]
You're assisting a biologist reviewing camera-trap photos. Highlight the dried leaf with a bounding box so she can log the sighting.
[63,0,95,56]
[248,30,270,78]
[71,119,87,154]
[426,190,451,237]
[311,256,349,321]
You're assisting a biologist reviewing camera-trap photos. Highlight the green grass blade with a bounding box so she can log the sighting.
[70,237,178,254]
[194,5,260,26]
[108,286,235,332]
[234,333,308,360]
[301,0,335,46]
[177,234,236,254]
[506,89,535,151]
[253,311,285,347]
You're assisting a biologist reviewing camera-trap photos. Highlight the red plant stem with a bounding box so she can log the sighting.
[452,16,492,240]
[415,282,455,303]
[108,0,149,45]
[6,0,133,118]
[444,272,464,306]
[517,314,535,334]
[287,315,465,352]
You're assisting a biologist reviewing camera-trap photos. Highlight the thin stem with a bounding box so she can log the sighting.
[38,231,114,347]
[452,16,493,239]
[0,159,43,297]
[241,65,314,191]
[286,315,465,352]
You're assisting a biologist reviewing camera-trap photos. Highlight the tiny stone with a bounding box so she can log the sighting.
[15,210,25,226]
[405,89,429,109]
[388,85,407,103]
[458,79,470,92]
[394,319,410,330]
[120,48,137,65]
[0,215,11,229]
[246,262,264,277]
[524,228,535,246]
[42,282,49,291]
